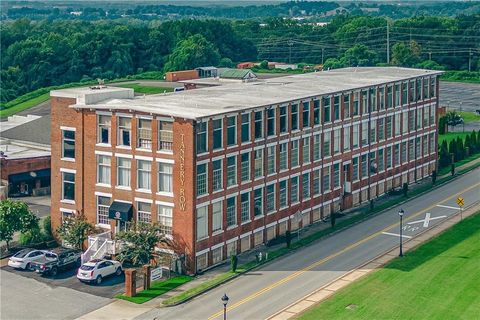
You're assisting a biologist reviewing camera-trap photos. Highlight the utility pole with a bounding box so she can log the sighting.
[386,22,390,64]
[288,40,294,64]
[468,48,472,72]
[429,51,432,61]
[321,47,325,65]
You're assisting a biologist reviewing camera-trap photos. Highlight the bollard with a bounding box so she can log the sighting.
[125,269,137,297]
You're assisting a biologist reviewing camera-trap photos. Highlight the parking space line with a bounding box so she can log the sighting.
[381,232,412,239]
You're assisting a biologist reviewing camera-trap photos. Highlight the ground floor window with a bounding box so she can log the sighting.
[137,202,152,223]
[226,241,237,258]
[241,236,251,253]
[212,247,223,265]
[196,252,208,271]
[254,231,264,246]
[97,196,110,225]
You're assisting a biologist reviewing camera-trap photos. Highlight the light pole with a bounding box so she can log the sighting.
[221,293,229,320]
[398,209,404,257]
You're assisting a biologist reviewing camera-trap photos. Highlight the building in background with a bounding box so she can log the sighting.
[50,67,442,273]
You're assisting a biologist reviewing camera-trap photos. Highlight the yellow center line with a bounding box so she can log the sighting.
[207,182,480,320]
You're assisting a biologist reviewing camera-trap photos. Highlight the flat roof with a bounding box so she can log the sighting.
[66,67,442,120]
[0,139,50,160]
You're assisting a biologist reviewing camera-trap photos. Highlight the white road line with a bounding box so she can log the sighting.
[381,232,412,239]
[423,212,431,227]
[408,215,447,227]
[436,204,459,210]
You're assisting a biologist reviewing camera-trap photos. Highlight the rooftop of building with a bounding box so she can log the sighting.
[0,138,50,160]
[53,67,443,120]
[1,116,51,146]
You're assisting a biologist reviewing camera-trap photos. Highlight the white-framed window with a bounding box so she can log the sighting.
[137,118,152,149]
[378,148,385,172]
[313,134,321,161]
[291,103,299,130]
[395,113,401,136]
[291,176,299,203]
[378,118,385,141]
[386,116,393,139]
[370,87,377,112]
[266,184,275,213]
[254,111,263,139]
[196,121,208,154]
[333,129,341,154]
[97,155,111,185]
[279,180,288,208]
[212,201,223,233]
[313,100,320,125]
[137,160,151,190]
[254,188,263,217]
[343,127,350,151]
[279,106,288,133]
[212,159,223,192]
[227,116,237,146]
[353,92,360,115]
[267,146,276,175]
[213,118,223,150]
[333,96,340,121]
[323,132,331,157]
[323,96,331,122]
[279,142,288,170]
[196,205,208,240]
[97,115,111,144]
[212,246,223,265]
[353,124,359,149]
[196,163,207,196]
[312,169,320,195]
[361,123,368,146]
[254,149,263,178]
[227,156,237,187]
[62,130,75,159]
[361,155,368,177]
[302,101,310,128]
[158,163,173,193]
[302,173,310,199]
[158,205,173,235]
[117,117,131,147]
[137,202,151,223]
[369,151,377,174]
[343,94,350,118]
[370,120,377,143]
[267,108,276,136]
[241,192,250,222]
[226,197,236,227]
[394,143,401,166]
[322,167,331,191]
[117,157,131,187]
[291,140,299,167]
[241,153,250,182]
[97,196,110,225]
[387,85,393,108]
[386,146,393,169]
[302,137,310,164]
[333,163,340,188]
[379,87,385,110]
[241,113,250,143]
[352,157,359,181]
[62,172,75,201]
[158,120,173,152]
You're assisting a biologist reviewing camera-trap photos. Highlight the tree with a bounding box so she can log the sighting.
[402,182,409,197]
[218,57,234,68]
[340,44,378,67]
[230,254,238,272]
[439,140,450,168]
[116,222,167,266]
[432,170,437,185]
[0,199,39,250]
[163,34,220,72]
[391,41,421,67]
[455,136,464,161]
[259,60,269,69]
[331,212,336,228]
[445,111,463,130]
[285,230,291,248]
[438,116,446,134]
[56,213,94,250]
[448,139,457,161]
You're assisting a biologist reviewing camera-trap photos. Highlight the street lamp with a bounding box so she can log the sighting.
[221,293,229,320]
[398,209,404,257]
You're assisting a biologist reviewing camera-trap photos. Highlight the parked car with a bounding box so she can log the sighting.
[8,248,46,270]
[31,247,82,276]
[77,259,122,285]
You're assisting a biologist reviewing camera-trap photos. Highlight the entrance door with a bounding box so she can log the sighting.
[115,220,127,234]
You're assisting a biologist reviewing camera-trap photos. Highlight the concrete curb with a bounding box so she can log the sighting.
[267,202,480,320]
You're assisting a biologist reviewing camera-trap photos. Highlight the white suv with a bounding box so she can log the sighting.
[76,259,122,284]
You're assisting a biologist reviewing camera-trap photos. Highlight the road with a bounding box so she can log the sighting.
[136,168,480,320]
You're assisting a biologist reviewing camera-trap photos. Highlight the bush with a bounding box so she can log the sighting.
[230,254,238,272]
[285,230,292,248]
[43,216,53,239]
[19,227,44,246]
[402,183,409,197]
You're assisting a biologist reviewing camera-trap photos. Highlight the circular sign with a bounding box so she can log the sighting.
[115,211,121,219]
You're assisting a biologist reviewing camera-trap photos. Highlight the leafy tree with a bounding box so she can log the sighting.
[56,213,94,250]
[402,182,409,197]
[448,140,457,161]
[439,140,450,168]
[415,60,444,70]
[0,199,39,250]
[391,41,421,67]
[455,136,464,161]
[438,116,446,134]
[218,57,234,68]
[230,254,238,272]
[164,34,220,72]
[116,222,167,266]
[445,111,463,130]
[285,230,291,248]
[259,60,269,69]
[464,134,471,156]
[341,44,378,67]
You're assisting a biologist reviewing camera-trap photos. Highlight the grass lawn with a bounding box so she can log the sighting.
[438,132,472,145]
[0,93,50,118]
[116,83,174,94]
[116,275,192,304]
[458,111,480,123]
[299,213,480,320]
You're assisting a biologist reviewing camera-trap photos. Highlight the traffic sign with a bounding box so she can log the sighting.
[456,197,465,207]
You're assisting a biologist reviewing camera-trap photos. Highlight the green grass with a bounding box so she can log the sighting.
[116,275,192,304]
[299,212,480,320]
[438,132,472,145]
[440,71,480,84]
[0,93,50,118]
[458,111,480,123]
[116,83,174,94]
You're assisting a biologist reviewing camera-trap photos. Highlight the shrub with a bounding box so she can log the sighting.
[402,183,409,197]
[43,216,53,239]
[285,230,292,248]
[19,227,44,245]
[230,254,238,272]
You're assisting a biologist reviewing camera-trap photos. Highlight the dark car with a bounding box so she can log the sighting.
[31,247,82,276]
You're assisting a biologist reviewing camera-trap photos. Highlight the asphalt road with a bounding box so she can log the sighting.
[439,81,480,112]
[136,168,480,320]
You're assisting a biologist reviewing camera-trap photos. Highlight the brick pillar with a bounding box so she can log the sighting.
[143,265,151,290]
[125,269,137,297]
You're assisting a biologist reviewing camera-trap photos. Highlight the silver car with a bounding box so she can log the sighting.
[76,259,122,285]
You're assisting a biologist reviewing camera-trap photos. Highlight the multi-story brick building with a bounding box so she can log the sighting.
[50,67,442,273]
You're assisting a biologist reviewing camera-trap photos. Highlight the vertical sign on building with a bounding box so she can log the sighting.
[179,133,186,211]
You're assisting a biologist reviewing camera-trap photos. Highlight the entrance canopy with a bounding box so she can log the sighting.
[108,201,133,222]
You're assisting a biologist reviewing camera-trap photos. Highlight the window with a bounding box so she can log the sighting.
[401,142,407,163]
[117,157,131,187]
[254,111,263,139]
[158,163,173,193]
[62,172,75,201]
[213,119,223,150]
[302,173,310,199]
[353,124,359,149]
[395,113,401,136]
[430,105,435,124]
[353,92,360,116]
[291,140,299,167]
[378,118,385,141]
[291,176,299,203]
[402,112,408,134]
[62,130,75,159]
[409,139,415,161]
[361,123,368,146]
[352,157,359,181]
[387,85,393,109]
[386,146,392,169]
[343,94,350,119]
[417,108,422,129]
[279,180,287,208]
[137,160,151,190]
[291,103,299,130]
[333,129,341,154]
[423,107,429,127]
[227,156,237,187]
[158,120,173,151]
[423,136,428,157]
[408,110,414,131]
[370,88,377,112]
[302,101,310,128]
[386,116,393,139]
[137,202,151,223]
[254,149,263,178]
[137,118,152,149]
[394,144,400,166]
[241,193,250,222]
[196,206,208,240]
[241,113,250,143]
[279,142,288,171]
[212,201,222,233]
[280,106,288,133]
[424,77,430,99]
[212,247,223,265]
[323,132,331,157]
[370,151,377,174]
[226,197,236,227]
[196,163,207,196]
[361,155,368,178]
[322,167,330,191]
[379,87,385,110]
[117,117,131,147]
[241,153,250,182]
[395,84,401,107]
[333,163,340,188]
[415,137,421,158]
[409,80,415,103]
[158,205,173,235]
[370,120,377,143]
[267,146,276,175]
[227,116,236,146]
[196,122,207,154]
[313,134,321,161]
[313,100,320,125]
[334,96,341,120]
[362,90,368,114]
[430,77,436,97]
[378,149,384,172]
[267,108,275,136]
[302,137,310,164]
[97,115,111,144]
[416,79,422,101]
[266,184,275,213]
[343,127,350,151]
[323,97,331,122]
[97,155,111,185]
[312,169,320,195]
[429,133,435,154]
[212,159,222,192]
[97,196,110,225]
[402,82,408,105]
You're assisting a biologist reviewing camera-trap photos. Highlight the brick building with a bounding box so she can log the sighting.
[50,67,442,273]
